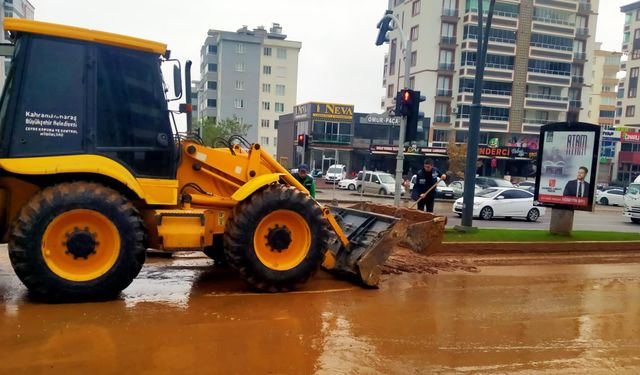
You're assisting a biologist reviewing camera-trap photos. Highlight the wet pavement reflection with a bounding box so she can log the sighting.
[1,249,640,374]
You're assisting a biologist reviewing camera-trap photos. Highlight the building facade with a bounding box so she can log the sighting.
[0,0,35,87]
[615,1,640,184]
[380,0,598,175]
[197,24,301,156]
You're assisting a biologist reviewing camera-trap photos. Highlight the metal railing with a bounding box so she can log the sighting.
[530,41,573,51]
[310,133,352,144]
[435,115,451,123]
[464,33,516,44]
[436,89,453,96]
[523,118,550,125]
[525,92,569,101]
[438,63,455,71]
[574,52,587,60]
[578,2,591,12]
[571,75,585,83]
[458,114,510,121]
[442,8,458,17]
[528,67,571,76]
[532,15,575,27]
[461,87,512,96]
[467,8,518,18]
[440,36,457,45]
[463,60,514,70]
[569,100,582,108]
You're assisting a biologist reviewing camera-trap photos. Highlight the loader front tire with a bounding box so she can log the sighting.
[224,185,329,292]
[9,182,146,301]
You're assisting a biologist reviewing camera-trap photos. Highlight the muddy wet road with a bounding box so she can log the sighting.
[1,249,640,374]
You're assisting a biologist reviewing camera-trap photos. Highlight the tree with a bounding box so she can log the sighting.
[197,116,251,147]
[447,143,467,178]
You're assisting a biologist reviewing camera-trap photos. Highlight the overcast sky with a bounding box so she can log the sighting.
[31,0,630,114]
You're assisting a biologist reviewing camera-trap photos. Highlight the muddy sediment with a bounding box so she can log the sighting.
[381,246,480,275]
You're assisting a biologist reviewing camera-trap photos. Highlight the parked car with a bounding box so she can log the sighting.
[408,175,454,199]
[516,181,535,188]
[324,164,347,183]
[452,187,545,221]
[448,180,482,199]
[311,169,323,178]
[358,171,405,195]
[475,176,514,189]
[338,171,363,190]
[595,188,625,206]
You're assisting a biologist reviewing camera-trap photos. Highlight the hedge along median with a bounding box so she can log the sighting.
[438,229,640,254]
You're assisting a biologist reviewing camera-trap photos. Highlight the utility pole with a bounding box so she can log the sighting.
[376,8,411,207]
[457,0,496,231]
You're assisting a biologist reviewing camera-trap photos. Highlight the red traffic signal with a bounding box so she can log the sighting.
[297,134,305,147]
[402,89,412,104]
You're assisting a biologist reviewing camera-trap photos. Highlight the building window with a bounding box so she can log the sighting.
[263,65,272,75]
[277,48,287,59]
[207,81,217,90]
[260,136,269,145]
[207,63,217,72]
[235,80,244,90]
[275,102,285,112]
[276,84,285,96]
[261,119,270,128]
[207,99,217,108]
[274,120,279,129]
[629,87,637,99]
[262,101,270,110]
[409,76,415,89]
[262,83,271,93]
[387,84,395,98]
[626,105,636,117]
[411,51,417,67]
[236,43,244,54]
[235,62,245,72]
[263,47,272,56]
[410,25,419,41]
[207,45,217,54]
[412,0,420,16]
[235,99,244,109]
[274,137,277,146]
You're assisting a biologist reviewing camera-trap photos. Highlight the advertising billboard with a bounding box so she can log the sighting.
[534,122,601,211]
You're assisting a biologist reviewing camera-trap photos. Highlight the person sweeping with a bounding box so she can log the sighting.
[411,158,446,212]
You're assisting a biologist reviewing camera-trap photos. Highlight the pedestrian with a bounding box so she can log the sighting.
[292,164,316,198]
[411,158,446,212]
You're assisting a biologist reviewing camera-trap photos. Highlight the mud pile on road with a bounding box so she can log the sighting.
[381,247,479,275]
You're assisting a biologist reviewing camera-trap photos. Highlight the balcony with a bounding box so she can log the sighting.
[571,75,584,84]
[434,115,451,123]
[531,15,575,27]
[525,93,569,101]
[569,100,582,108]
[436,89,453,97]
[523,118,550,125]
[463,61,514,70]
[578,2,591,13]
[576,28,589,37]
[438,63,455,71]
[530,41,573,52]
[442,8,458,17]
[528,67,571,76]
[310,133,352,145]
[440,36,457,45]
[573,52,587,61]
[461,87,512,96]
[467,8,518,19]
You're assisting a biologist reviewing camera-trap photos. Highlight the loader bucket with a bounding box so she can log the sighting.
[323,203,447,287]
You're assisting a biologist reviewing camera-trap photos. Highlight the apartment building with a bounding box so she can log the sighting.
[615,1,640,183]
[197,24,301,156]
[381,0,598,158]
[0,0,35,87]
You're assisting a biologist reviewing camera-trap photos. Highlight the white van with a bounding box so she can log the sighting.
[623,176,640,224]
[324,164,347,183]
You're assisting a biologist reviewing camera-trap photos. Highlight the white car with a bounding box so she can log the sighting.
[448,180,482,199]
[409,175,453,199]
[452,187,545,221]
[358,171,405,195]
[596,188,624,206]
[324,164,347,183]
[338,178,360,190]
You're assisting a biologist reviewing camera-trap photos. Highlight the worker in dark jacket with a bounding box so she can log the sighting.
[411,158,446,212]
[293,164,316,198]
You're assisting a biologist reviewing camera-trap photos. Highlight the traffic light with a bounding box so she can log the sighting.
[297,134,305,147]
[375,10,394,46]
[395,89,412,117]
[404,90,426,142]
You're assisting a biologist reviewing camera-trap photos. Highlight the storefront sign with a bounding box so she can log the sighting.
[369,145,447,155]
[478,146,510,157]
[534,122,601,212]
[361,114,401,126]
[622,131,640,143]
[602,129,621,141]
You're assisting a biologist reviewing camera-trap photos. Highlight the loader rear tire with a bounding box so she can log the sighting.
[8,182,146,301]
[224,184,329,292]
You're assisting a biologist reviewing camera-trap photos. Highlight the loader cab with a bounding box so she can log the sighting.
[0,31,176,178]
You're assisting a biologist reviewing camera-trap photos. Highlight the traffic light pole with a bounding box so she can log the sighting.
[394,38,412,207]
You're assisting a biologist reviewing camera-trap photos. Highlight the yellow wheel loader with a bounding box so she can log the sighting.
[0,19,400,300]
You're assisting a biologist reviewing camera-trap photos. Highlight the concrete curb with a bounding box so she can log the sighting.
[437,241,640,254]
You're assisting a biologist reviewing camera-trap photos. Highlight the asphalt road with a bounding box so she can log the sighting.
[315,182,638,232]
[1,249,640,374]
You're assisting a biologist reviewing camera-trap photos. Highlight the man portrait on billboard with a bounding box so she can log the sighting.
[562,166,590,199]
